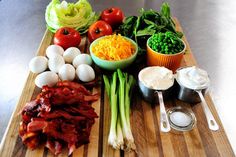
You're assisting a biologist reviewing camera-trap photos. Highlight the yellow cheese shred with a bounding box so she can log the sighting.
[91,34,135,61]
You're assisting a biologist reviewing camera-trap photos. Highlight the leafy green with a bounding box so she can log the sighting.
[119,16,138,39]
[119,2,183,55]
[45,0,99,34]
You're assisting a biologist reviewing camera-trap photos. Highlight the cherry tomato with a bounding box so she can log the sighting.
[53,27,81,50]
[101,7,124,27]
[88,20,113,42]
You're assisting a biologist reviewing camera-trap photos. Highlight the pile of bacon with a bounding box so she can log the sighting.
[19,81,99,155]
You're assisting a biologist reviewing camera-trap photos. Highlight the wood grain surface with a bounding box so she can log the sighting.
[0,19,234,157]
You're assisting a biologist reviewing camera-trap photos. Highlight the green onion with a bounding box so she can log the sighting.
[104,73,118,148]
[103,69,136,151]
[116,115,124,149]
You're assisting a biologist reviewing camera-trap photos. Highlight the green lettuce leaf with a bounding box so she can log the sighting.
[45,0,99,33]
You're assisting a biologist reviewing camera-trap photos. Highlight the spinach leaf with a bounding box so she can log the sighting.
[136,25,156,37]
[119,16,137,38]
[161,2,171,19]
[119,2,184,55]
[133,16,141,43]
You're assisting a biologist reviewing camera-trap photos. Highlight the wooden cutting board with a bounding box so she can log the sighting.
[0,19,234,157]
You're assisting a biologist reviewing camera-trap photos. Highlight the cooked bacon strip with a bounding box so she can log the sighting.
[84,94,99,102]
[51,93,99,105]
[67,106,98,118]
[81,78,98,88]
[19,81,99,155]
[45,139,62,155]
[38,97,51,112]
[38,110,86,121]
[21,132,38,142]
[56,81,91,95]
[19,122,27,136]
[22,100,38,113]
[27,120,48,132]
[42,120,78,144]
[24,136,40,150]
[68,144,76,156]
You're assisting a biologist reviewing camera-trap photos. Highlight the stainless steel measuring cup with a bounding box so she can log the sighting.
[138,79,172,132]
[175,67,219,131]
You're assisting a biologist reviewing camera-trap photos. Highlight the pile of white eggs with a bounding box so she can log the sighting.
[29,45,95,88]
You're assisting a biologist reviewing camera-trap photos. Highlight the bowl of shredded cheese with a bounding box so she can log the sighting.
[89,34,138,70]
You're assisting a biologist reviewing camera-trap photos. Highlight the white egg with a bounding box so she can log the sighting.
[29,56,48,74]
[63,47,81,63]
[73,54,92,68]
[59,64,75,81]
[46,45,64,58]
[76,64,95,82]
[35,71,58,88]
[48,54,65,73]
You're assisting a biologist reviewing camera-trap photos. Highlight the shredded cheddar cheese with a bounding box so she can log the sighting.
[91,34,135,61]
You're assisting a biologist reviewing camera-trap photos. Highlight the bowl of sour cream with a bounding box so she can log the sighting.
[175,66,219,131]
[175,66,210,103]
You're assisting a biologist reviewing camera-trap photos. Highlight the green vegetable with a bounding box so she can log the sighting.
[119,2,183,55]
[45,0,99,34]
[104,73,118,148]
[148,31,184,54]
[116,116,124,149]
[103,69,136,151]
[120,16,138,39]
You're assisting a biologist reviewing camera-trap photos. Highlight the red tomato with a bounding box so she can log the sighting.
[88,20,113,42]
[101,7,124,27]
[53,27,81,50]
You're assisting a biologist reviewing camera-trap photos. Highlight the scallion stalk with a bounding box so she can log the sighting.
[104,73,118,148]
[116,116,124,150]
[117,69,135,151]
[103,69,136,151]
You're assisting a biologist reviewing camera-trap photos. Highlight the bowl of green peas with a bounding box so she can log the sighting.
[147,31,186,72]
